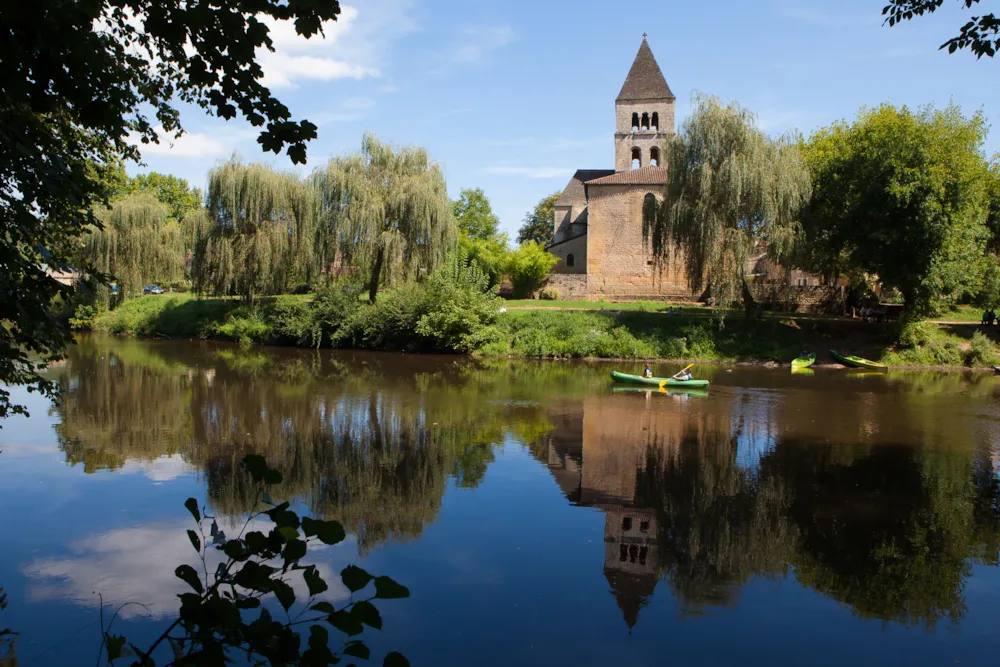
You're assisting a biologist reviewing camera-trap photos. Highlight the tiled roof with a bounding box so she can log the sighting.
[555,169,616,207]
[617,39,674,102]
[585,166,669,187]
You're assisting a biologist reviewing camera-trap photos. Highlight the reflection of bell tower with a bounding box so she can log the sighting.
[602,506,659,631]
[614,35,676,172]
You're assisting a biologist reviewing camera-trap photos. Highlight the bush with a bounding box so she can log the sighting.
[215,310,273,344]
[311,280,364,347]
[69,304,101,330]
[966,331,997,367]
[415,256,501,352]
[266,297,319,346]
[539,287,559,300]
[504,242,558,298]
[898,320,934,348]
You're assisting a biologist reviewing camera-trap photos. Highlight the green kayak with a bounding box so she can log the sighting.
[791,353,816,371]
[610,371,710,388]
[829,349,888,371]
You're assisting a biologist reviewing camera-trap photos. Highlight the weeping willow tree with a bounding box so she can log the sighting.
[83,193,185,299]
[643,95,811,316]
[313,132,455,301]
[192,158,316,302]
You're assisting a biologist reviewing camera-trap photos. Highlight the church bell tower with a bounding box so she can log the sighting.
[614,35,675,172]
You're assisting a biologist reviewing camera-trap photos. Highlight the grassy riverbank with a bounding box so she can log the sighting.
[78,294,1000,368]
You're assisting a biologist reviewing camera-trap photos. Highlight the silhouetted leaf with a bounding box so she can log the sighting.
[302,516,346,545]
[284,538,307,562]
[105,633,128,661]
[383,651,410,667]
[373,576,409,599]
[341,565,373,592]
[278,525,300,541]
[353,600,382,630]
[184,497,201,522]
[187,529,201,552]
[175,564,204,593]
[310,601,336,614]
[272,579,295,611]
[304,566,328,596]
[242,454,267,482]
[329,609,364,636]
[223,539,245,560]
[344,642,371,660]
[263,469,283,485]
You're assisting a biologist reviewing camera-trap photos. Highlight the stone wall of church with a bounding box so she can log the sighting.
[585,184,696,300]
[543,274,588,299]
[547,233,587,276]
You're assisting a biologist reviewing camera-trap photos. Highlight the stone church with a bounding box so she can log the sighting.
[544,37,823,302]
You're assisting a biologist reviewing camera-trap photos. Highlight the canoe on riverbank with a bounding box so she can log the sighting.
[829,349,888,371]
[610,371,710,388]
[791,353,816,371]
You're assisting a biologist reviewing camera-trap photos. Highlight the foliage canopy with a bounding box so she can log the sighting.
[0,0,341,417]
[313,133,455,302]
[643,95,811,315]
[883,0,999,58]
[517,192,560,245]
[801,103,994,315]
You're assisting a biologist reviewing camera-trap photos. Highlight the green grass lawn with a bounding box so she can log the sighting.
[930,304,986,323]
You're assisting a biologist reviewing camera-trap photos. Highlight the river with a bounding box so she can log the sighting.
[1,334,999,666]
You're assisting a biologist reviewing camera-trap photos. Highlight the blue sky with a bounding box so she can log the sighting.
[131,0,1000,240]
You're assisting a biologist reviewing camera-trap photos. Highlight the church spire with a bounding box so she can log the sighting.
[616,37,674,102]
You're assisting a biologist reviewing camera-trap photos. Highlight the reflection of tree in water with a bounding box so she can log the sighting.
[52,338,556,554]
[761,440,1000,628]
[635,428,796,613]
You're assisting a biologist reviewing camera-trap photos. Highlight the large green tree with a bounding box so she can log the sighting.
[0,0,341,418]
[643,95,811,315]
[802,103,993,315]
[124,172,203,223]
[883,0,999,58]
[453,188,500,241]
[84,194,186,299]
[517,192,560,245]
[313,133,455,302]
[192,158,316,302]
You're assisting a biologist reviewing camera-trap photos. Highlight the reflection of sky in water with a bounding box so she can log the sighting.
[3,344,1000,667]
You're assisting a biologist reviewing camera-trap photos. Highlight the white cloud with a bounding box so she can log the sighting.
[130,125,233,159]
[450,25,514,64]
[24,520,353,619]
[117,455,197,482]
[484,166,574,179]
[256,1,418,89]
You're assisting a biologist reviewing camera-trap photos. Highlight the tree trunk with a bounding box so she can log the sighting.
[741,276,757,319]
[368,246,385,303]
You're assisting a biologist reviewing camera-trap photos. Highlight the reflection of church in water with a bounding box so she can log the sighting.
[542,392,722,630]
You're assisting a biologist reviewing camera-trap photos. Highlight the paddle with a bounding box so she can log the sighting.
[660,363,694,388]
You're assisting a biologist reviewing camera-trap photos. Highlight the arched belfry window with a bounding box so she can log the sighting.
[566,254,575,267]
[631,112,639,132]
[631,147,641,170]
[651,112,659,131]
[650,146,660,167]
[641,112,650,131]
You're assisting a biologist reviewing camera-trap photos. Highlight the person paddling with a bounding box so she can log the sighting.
[643,363,654,378]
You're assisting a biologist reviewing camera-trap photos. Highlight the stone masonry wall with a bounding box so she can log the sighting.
[544,273,588,299]
[748,284,845,314]
[547,233,587,275]
[586,184,696,300]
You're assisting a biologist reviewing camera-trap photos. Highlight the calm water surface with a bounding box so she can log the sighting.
[2,335,1000,666]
